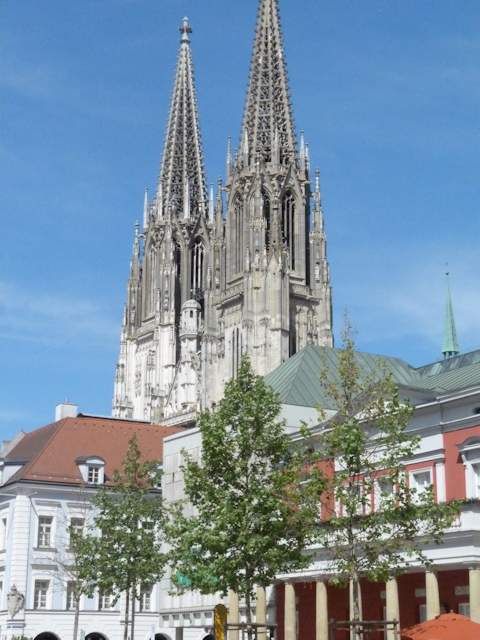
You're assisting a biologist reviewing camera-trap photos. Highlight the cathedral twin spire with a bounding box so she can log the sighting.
[156,0,299,219]
[113,0,334,421]
[157,17,207,221]
[241,0,297,165]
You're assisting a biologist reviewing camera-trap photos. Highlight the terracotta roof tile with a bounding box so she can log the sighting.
[3,415,185,487]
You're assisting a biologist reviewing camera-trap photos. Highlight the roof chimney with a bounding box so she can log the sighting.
[55,402,79,422]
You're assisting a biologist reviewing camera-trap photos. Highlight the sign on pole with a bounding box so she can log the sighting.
[214,603,228,640]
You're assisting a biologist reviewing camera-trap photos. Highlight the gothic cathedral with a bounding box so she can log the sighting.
[113,0,333,424]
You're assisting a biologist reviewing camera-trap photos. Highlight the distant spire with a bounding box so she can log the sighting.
[312,169,323,232]
[215,177,224,223]
[209,184,215,221]
[314,169,321,204]
[143,188,149,230]
[442,271,460,359]
[239,0,296,165]
[226,137,233,177]
[157,17,207,218]
[130,222,141,279]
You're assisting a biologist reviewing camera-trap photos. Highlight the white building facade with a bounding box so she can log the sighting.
[0,409,186,640]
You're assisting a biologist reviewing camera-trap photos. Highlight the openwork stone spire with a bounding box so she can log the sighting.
[158,17,207,218]
[240,0,296,165]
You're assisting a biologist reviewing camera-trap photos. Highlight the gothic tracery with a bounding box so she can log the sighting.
[113,1,333,423]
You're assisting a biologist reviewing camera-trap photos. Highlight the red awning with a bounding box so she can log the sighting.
[401,612,480,640]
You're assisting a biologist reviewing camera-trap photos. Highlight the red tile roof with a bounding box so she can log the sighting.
[3,415,185,487]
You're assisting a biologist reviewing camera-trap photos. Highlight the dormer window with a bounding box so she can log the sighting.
[76,456,105,485]
[88,466,100,484]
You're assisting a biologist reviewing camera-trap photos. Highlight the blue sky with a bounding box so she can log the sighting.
[1,0,479,438]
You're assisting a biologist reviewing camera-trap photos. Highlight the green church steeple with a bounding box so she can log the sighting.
[442,271,460,360]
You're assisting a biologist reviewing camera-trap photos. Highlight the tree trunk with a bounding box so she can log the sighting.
[245,589,253,640]
[131,582,137,640]
[124,587,130,640]
[73,596,80,640]
[352,573,361,640]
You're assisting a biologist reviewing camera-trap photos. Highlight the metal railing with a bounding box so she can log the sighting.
[328,619,400,640]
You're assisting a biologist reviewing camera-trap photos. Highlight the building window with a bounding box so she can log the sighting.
[33,580,49,609]
[281,191,296,270]
[0,517,7,550]
[190,238,204,295]
[410,470,432,501]
[66,581,77,610]
[352,482,364,515]
[99,592,112,610]
[263,190,271,249]
[418,603,427,623]
[375,477,394,510]
[458,438,480,499]
[69,518,84,545]
[88,466,100,484]
[233,195,243,274]
[139,586,152,612]
[472,463,480,498]
[37,516,53,548]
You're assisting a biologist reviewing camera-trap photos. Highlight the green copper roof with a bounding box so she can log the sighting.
[442,274,460,358]
[417,350,480,376]
[266,345,426,409]
[265,344,480,409]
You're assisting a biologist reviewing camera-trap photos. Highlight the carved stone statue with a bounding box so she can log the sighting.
[7,584,25,618]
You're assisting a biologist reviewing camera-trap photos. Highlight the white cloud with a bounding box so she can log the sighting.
[0,281,119,349]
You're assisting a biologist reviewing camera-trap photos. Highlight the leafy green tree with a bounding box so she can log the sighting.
[45,493,99,640]
[85,436,166,640]
[65,521,100,640]
[315,322,459,636]
[166,356,324,630]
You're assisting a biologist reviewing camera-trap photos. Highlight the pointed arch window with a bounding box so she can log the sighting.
[232,327,242,378]
[282,191,295,270]
[174,241,182,280]
[190,238,204,296]
[174,239,182,362]
[233,194,243,274]
[144,247,156,317]
[262,190,271,250]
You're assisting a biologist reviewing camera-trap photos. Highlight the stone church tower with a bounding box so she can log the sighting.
[113,0,333,424]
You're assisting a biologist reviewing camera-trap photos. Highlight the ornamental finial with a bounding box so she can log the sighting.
[180,16,192,43]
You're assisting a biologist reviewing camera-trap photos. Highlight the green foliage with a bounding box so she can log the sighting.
[82,436,166,637]
[68,524,99,602]
[166,356,324,622]
[315,320,460,619]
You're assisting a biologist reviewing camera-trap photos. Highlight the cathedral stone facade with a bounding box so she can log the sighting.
[113,0,333,423]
